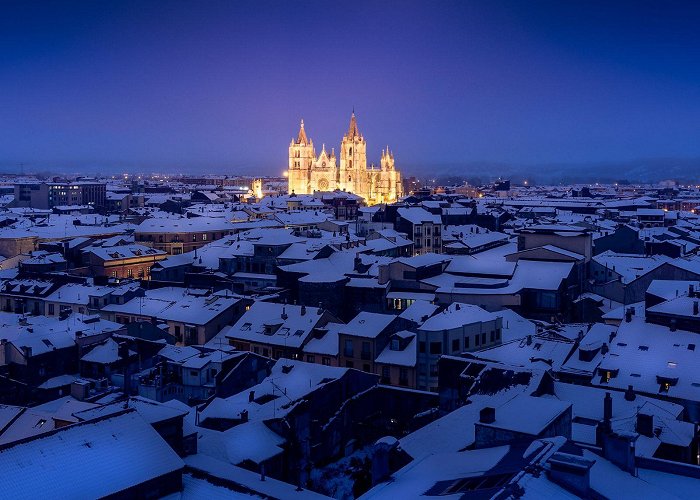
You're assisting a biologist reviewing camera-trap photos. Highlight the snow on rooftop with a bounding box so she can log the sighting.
[420,303,497,332]
[0,410,184,499]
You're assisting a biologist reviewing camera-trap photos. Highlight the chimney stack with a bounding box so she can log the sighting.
[693,301,698,316]
[479,407,496,424]
[624,385,636,401]
[603,392,613,425]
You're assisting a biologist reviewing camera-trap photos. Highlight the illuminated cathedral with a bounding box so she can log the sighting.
[287,113,403,205]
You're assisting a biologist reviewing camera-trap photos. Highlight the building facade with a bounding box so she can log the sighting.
[287,113,403,205]
[14,181,106,209]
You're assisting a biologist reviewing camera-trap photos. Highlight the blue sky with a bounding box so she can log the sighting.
[1,1,699,177]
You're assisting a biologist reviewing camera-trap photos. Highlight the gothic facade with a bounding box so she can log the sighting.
[287,113,403,205]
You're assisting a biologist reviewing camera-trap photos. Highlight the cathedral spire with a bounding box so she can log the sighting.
[347,111,360,140]
[297,119,308,144]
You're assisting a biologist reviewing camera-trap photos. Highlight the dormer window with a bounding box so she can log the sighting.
[391,338,400,351]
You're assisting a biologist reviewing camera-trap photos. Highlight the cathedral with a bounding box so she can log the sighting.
[287,113,403,205]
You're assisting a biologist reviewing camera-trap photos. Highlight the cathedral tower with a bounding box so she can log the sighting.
[338,112,367,194]
[288,119,315,194]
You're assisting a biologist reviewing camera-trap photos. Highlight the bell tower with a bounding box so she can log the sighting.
[338,111,366,194]
[288,119,315,194]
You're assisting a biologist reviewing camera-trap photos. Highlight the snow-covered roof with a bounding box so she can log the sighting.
[80,338,134,364]
[222,301,328,349]
[374,332,416,367]
[0,410,183,499]
[419,303,498,332]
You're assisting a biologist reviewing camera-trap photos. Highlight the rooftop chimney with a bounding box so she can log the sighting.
[625,307,634,323]
[693,301,698,316]
[479,407,496,424]
[301,305,306,316]
[249,390,255,402]
[603,392,613,425]
[624,385,636,401]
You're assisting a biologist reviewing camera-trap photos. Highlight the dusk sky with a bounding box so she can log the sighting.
[1,0,699,176]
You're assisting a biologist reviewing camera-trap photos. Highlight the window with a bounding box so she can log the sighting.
[381,366,390,382]
[363,363,370,372]
[344,339,354,357]
[452,338,460,352]
[475,334,480,346]
[322,357,331,366]
[190,370,198,377]
[490,330,495,342]
[464,336,470,349]
[430,342,442,355]
[399,368,408,385]
[391,338,400,350]
[346,360,354,368]
[419,341,426,354]
[481,332,487,345]
[306,355,315,363]
[361,341,371,360]
[48,304,55,315]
